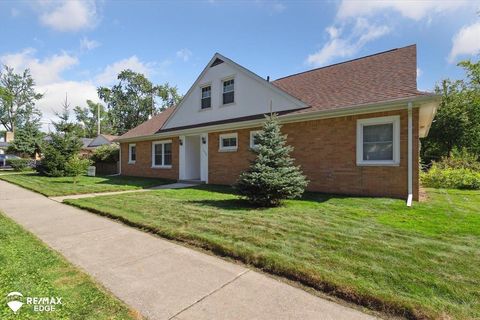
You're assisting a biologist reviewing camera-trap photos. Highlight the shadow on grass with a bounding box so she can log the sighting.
[187,198,259,211]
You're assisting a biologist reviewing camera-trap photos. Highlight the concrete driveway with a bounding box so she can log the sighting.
[0,180,378,320]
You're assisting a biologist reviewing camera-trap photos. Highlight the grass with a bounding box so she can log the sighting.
[0,172,174,196]
[0,213,140,320]
[65,186,480,319]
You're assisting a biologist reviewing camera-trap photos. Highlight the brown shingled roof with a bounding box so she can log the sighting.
[273,44,423,114]
[119,45,427,140]
[117,106,176,140]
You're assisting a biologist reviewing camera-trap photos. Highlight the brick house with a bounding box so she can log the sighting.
[116,45,439,204]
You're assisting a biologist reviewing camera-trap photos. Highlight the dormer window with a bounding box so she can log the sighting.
[201,86,211,109]
[222,79,234,105]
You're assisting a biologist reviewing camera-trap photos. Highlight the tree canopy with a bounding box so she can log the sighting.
[74,100,113,138]
[0,66,43,132]
[421,59,480,164]
[98,69,182,135]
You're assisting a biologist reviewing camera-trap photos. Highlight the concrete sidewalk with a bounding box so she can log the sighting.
[0,180,377,320]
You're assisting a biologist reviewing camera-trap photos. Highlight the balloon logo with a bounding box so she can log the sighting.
[6,292,23,314]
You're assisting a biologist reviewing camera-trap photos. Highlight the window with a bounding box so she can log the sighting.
[356,116,400,166]
[128,144,136,163]
[222,78,234,105]
[219,133,238,152]
[201,86,211,109]
[152,140,173,168]
[250,130,262,149]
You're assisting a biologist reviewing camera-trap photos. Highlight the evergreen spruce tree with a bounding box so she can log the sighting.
[235,114,308,207]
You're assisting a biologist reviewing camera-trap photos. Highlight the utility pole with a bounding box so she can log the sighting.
[97,104,101,136]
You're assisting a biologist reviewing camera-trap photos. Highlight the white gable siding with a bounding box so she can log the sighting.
[163,60,304,129]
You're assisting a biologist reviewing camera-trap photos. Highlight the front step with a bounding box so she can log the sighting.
[178,179,205,185]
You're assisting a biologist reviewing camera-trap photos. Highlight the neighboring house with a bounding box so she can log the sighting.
[116,45,439,202]
[0,131,14,155]
[88,134,119,148]
[79,138,95,156]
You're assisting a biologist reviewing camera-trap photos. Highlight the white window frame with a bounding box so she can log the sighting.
[151,140,173,168]
[356,115,400,166]
[200,83,212,110]
[219,133,238,152]
[128,143,136,164]
[249,130,262,149]
[221,77,235,106]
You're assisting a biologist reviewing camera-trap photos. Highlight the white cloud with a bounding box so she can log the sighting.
[11,8,20,17]
[337,0,467,21]
[80,37,100,51]
[95,56,154,85]
[307,18,390,66]
[0,48,78,85]
[38,0,98,32]
[36,81,100,130]
[449,22,480,63]
[176,48,192,62]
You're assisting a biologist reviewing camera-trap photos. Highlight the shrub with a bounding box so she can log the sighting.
[91,144,119,163]
[421,165,480,189]
[65,155,92,184]
[37,133,82,177]
[435,148,480,171]
[235,114,308,207]
[7,158,31,171]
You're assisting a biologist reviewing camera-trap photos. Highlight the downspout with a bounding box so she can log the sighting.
[407,102,413,207]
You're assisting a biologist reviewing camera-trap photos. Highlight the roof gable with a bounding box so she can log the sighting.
[162,53,308,130]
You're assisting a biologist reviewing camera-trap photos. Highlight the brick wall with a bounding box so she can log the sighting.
[120,137,179,180]
[208,109,419,200]
[120,109,419,200]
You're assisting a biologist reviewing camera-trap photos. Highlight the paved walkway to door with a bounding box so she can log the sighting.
[49,182,197,202]
[0,180,378,320]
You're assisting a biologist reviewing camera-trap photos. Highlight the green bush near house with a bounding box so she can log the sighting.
[421,165,480,189]
[421,148,480,189]
[6,158,31,171]
[91,144,119,163]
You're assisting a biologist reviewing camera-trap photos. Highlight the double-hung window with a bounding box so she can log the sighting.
[219,133,238,152]
[250,130,262,149]
[128,144,136,163]
[356,116,400,166]
[152,140,172,168]
[222,79,234,105]
[201,86,211,109]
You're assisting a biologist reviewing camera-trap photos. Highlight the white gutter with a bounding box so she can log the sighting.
[407,102,413,207]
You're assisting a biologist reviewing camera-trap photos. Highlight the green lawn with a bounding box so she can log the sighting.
[0,173,173,196]
[0,213,140,320]
[65,186,480,319]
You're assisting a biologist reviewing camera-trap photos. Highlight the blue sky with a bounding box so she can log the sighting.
[0,0,479,129]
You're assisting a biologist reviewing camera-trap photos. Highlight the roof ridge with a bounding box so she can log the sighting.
[273,44,416,82]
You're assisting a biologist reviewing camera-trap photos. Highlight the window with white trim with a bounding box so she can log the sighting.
[222,78,234,105]
[201,85,211,109]
[128,144,136,163]
[356,116,400,166]
[152,140,173,168]
[250,130,262,149]
[219,133,238,152]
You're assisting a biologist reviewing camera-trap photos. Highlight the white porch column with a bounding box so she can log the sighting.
[179,135,186,180]
[200,133,209,183]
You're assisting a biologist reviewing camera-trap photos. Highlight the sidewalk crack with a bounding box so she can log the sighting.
[168,269,250,320]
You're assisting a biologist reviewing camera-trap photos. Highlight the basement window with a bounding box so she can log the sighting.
[356,116,400,166]
[152,140,172,168]
[219,133,238,152]
[128,144,136,164]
